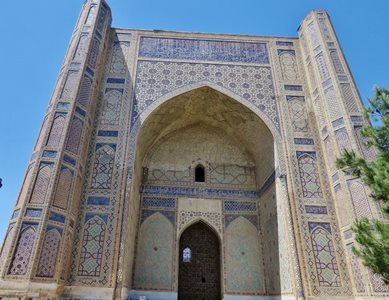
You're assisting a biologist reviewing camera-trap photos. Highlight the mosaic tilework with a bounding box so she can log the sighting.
[209,164,256,186]
[78,216,106,276]
[340,83,359,113]
[178,211,222,233]
[224,214,258,229]
[307,22,320,47]
[354,126,376,160]
[316,54,330,81]
[77,75,92,108]
[309,223,341,287]
[225,217,264,293]
[139,37,269,64]
[332,117,344,128]
[53,166,73,209]
[109,42,130,74]
[8,224,37,275]
[347,179,373,219]
[297,152,322,198]
[324,86,342,120]
[66,117,83,154]
[101,89,123,125]
[47,113,66,147]
[36,228,62,277]
[141,184,258,199]
[133,61,279,130]
[88,38,100,69]
[74,34,89,62]
[285,84,303,91]
[224,201,256,212]
[305,205,328,214]
[142,197,176,209]
[318,18,332,42]
[346,244,365,293]
[61,71,79,100]
[335,127,352,152]
[371,273,389,293]
[134,213,174,290]
[90,144,116,189]
[25,208,42,218]
[287,96,309,132]
[0,225,15,272]
[30,163,53,204]
[330,50,344,74]
[278,50,299,81]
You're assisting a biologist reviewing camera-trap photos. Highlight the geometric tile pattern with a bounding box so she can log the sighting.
[109,42,129,74]
[297,153,323,198]
[46,113,66,147]
[53,166,73,209]
[8,224,37,275]
[36,228,61,277]
[340,83,359,113]
[287,96,309,132]
[354,126,376,161]
[347,179,373,219]
[65,117,83,155]
[29,163,53,204]
[335,128,352,153]
[309,223,341,287]
[101,90,122,126]
[77,76,92,108]
[133,61,278,130]
[330,50,344,74]
[90,144,116,189]
[346,244,365,293]
[78,216,106,276]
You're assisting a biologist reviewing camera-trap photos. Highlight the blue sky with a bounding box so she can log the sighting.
[0,0,388,242]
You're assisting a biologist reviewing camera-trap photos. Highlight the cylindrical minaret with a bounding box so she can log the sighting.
[0,0,112,297]
[298,10,389,296]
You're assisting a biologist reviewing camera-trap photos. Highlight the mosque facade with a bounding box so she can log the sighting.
[0,0,388,299]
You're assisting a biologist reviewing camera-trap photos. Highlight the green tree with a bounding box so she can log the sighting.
[336,87,389,284]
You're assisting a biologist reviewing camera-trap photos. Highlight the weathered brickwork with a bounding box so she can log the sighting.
[0,2,385,299]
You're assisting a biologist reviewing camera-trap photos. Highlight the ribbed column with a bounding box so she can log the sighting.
[299,10,388,296]
[0,0,112,296]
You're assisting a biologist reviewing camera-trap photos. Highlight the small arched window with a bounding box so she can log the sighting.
[183,247,191,263]
[195,164,205,182]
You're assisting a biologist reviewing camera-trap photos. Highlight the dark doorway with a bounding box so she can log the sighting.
[178,222,221,300]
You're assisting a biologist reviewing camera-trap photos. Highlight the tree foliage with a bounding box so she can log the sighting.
[336,87,389,283]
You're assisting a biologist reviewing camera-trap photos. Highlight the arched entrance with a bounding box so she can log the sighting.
[126,86,288,299]
[178,222,221,300]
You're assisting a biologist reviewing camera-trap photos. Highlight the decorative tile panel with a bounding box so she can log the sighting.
[133,61,278,130]
[36,228,62,277]
[139,37,269,64]
[47,113,66,147]
[309,223,341,287]
[53,166,73,209]
[9,224,38,275]
[78,215,107,276]
[30,163,53,204]
[297,152,322,198]
[66,117,84,155]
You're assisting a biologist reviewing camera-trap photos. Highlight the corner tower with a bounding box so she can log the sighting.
[0,0,111,297]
